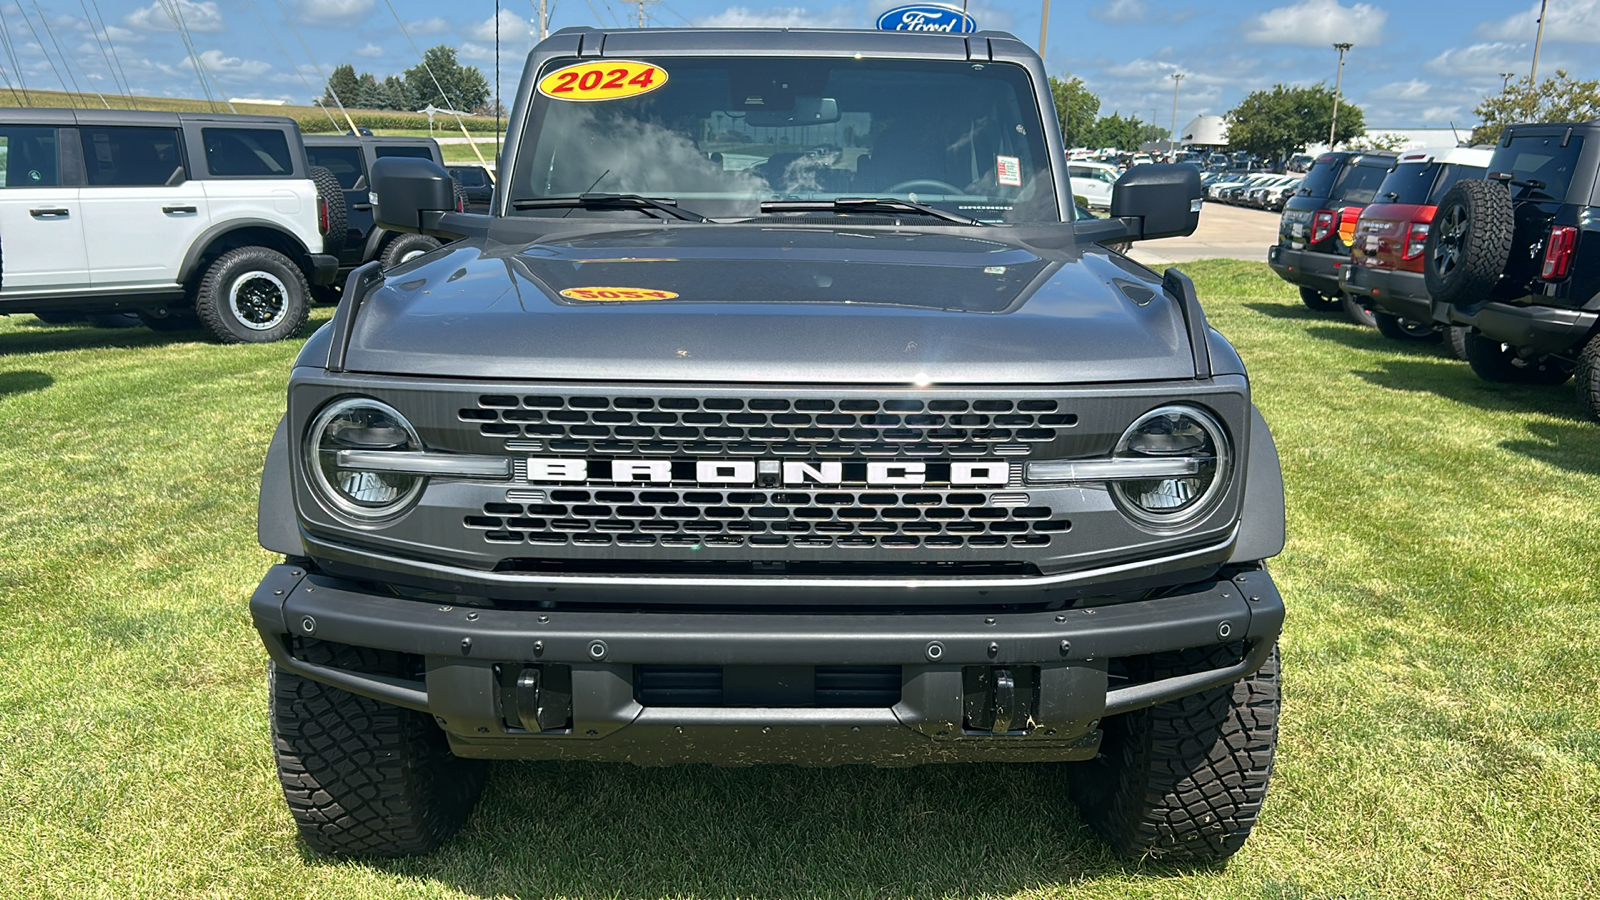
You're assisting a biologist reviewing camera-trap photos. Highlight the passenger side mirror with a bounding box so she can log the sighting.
[371,157,458,237]
[1109,164,1202,241]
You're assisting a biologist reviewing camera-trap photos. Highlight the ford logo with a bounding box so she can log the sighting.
[875,4,978,34]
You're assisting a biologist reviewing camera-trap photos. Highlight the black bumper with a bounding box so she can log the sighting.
[310,253,340,286]
[1268,244,1345,296]
[1440,301,1598,354]
[250,563,1285,765]
[1342,264,1431,321]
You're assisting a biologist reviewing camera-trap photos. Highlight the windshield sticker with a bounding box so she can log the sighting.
[996,156,1022,187]
[559,287,680,302]
[538,61,668,102]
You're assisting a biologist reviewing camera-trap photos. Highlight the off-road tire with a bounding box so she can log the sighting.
[1574,332,1600,421]
[309,165,348,258]
[1299,286,1338,313]
[1423,180,1513,309]
[194,246,309,344]
[1374,311,1442,343]
[1067,643,1279,863]
[270,640,489,857]
[1447,326,1472,362]
[32,311,80,325]
[1461,331,1571,385]
[1340,291,1377,328]
[453,178,468,213]
[380,233,441,270]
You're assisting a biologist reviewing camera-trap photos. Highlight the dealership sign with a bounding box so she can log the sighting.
[875,4,978,34]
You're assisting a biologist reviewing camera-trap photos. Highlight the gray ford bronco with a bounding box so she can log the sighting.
[251,26,1287,863]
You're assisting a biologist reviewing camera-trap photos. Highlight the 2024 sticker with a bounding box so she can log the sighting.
[559,287,679,302]
[538,61,668,102]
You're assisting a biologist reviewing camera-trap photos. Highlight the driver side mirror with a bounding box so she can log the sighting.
[1109,163,1202,240]
[371,156,457,236]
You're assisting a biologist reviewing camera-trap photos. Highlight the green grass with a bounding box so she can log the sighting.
[1,260,1597,898]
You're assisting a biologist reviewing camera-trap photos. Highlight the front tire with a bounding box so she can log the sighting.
[1461,331,1571,385]
[1575,332,1600,421]
[194,246,309,344]
[1067,644,1279,863]
[380,233,442,270]
[1374,311,1442,343]
[1299,286,1339,313]
[270,641,488,857]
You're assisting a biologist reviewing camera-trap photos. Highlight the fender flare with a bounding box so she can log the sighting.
[178,220,312,285]
[1230,404,1286,562]
[258,415,303,555]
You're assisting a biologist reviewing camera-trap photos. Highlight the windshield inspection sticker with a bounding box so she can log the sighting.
[538,61,668,102]
[559,287,679,302]
[996,156,1022,187]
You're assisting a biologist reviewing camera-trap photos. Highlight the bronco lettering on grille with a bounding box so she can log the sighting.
[527,458,1010,487]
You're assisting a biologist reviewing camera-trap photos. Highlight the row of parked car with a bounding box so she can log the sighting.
[1269,123,1600,421]
[0,107,494,343]
[1204,171,1303,212]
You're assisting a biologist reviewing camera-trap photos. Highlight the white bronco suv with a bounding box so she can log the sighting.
[0,109,343,343]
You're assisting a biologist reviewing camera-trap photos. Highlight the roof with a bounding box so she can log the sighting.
[542,25,1033,62]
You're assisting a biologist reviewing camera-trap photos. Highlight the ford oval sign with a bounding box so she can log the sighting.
[875,4,978,34]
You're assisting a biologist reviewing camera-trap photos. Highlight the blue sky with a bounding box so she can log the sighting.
[0,1,1594,128]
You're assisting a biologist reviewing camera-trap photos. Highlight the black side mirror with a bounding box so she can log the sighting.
[371,156,457,236]
[1110,164,1202,240]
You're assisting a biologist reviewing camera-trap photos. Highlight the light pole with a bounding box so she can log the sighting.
[1531,0,1548,84]
[1500,72,1515,92]
[1170,72,1183,160]
[1039,0,1051,58]
[1329,42,1352,149]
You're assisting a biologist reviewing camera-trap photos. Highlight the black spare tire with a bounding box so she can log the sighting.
[309,165,348,258]
[1423,180,1513,310]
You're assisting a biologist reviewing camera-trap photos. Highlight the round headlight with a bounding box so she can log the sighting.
[305,398,424,521]
[1109,405,1230,529]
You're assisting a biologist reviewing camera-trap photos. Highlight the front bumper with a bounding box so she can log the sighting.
[1268,244,1345,296]
[1343,264,1431,322]
[310,253,340,286]
[251,563,1285,765]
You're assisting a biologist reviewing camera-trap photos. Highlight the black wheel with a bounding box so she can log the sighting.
[1067,644,1279,863]
[271,640,488,857]
[309,165,348,258]
[1340,291,1377,328]
[1447,326,1472,362]
[1461,331,1571,385]
[1423,180,1513,310]
[194,246,310,344]
[1373,311,1442,343]
[380,233,442,269]
[32,311,81,325]
[1574,332,1600,421]
[1298,286,1339,313]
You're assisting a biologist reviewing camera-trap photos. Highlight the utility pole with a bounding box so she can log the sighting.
[1500,72,1514,92]
[1039,0,1050,58]
[1170,72,1183,160]
[534,0,550,39]
[1531,0,1548,84]
[1329,42,1352,149]
[622,0,657,27]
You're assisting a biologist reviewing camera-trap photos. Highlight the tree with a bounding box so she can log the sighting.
[1472,70,1600,144]
[404,45,490,113]
[1225,83,1365,162]
[323,63,360,109]
[355,72,388,110]
[382,75,417,112]
[1050,75,1100,149]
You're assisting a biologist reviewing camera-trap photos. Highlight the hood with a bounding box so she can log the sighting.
[339,225,1195,384]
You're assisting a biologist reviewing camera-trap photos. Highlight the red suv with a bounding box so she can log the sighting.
[1340,146,1493,341]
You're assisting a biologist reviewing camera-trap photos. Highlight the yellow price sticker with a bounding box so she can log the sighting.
[559,287,680,302]
[538,61,668,102]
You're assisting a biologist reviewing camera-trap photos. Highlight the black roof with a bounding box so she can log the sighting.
[542,25,1033,61]
[1,107,299,128]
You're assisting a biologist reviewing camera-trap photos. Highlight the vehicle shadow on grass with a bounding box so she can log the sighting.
[0,320,202,357]
[1303,325,1450,359]
[1499,419,1600,475]
[1241,301,1323,322]
[1352,358,1585,421]
[0,369,51,398]
[361,762,1218,897]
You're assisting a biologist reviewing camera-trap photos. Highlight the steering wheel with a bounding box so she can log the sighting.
[885,179,965,195]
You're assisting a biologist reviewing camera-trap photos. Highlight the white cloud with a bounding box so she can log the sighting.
[1477,0,1600,42]
[298,0,372,26]
[193,49,271,81]
[1245,0,1385,47]
[468,9,534,42]
[1091,0,1149,24]
[701,6,855,28]
[354,42,384,58]
[122,0,223,34]
[1424,42,1529,77]
[407,17,450,35]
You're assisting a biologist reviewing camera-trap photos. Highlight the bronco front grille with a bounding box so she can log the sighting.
[460,394,1077,457]
[464,488,1070,549]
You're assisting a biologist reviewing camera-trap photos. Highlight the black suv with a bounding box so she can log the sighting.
[1269,150,1397,312]
[447,163,494,213]
[304,135,457,286]
[1422,120,1600,414]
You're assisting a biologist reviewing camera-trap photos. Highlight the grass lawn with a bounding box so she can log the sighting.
[1,260,1596,898]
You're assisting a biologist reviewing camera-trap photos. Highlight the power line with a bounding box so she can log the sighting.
[167,0,235,112]
[78,0,131,106]
[155,0,218,111]
[268,0,360,134]
[0,59,23,106]
[379,0,496,174]
[240,1,339,130]
[0,11,34,105]
[17,3,75,104]
[86,0,132,103]
[658,1,694,26]
[34,1,106,107]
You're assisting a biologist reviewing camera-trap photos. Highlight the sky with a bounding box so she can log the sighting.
[0,0,1594,130]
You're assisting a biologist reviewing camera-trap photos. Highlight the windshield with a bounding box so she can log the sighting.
[512,56,1057,222]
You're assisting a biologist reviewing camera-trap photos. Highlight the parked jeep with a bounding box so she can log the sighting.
[0,109,341,342]
[1422,120,1600,410]
[1340,145,1493,340]
[251,26,1287,863]
[1269,150,1397,313]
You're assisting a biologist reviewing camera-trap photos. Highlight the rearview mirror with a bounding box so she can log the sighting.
[1109,164,1202,241]
[746,97,840,128]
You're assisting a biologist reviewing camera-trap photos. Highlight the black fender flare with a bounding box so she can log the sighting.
[178,220,313,286]
[258,415,303,555]
[1230,404,1286,562]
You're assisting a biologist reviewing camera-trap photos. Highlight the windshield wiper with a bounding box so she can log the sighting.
[510,193,708,222]
[760,198,983,226]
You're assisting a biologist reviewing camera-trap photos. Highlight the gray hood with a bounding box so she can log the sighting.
[338,226,1194,384]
